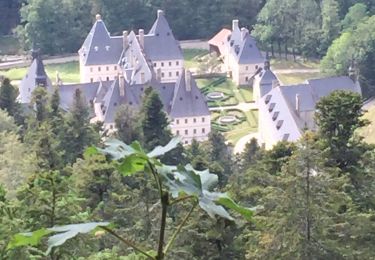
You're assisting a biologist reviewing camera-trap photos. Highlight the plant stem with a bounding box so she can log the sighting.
[100,226,155,260]
[163,201,197,256]
[156,192,169,260]
[169,195,195,206]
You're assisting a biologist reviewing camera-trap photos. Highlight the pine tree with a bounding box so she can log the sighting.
[64,89,99,164]
[0,78,17,116]
[114,104,141,144]
[140,87,171,151]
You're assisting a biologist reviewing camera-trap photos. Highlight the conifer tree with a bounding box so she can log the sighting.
[64,89,99,164]
[114,104,141,144]
[0,78,17,116]
[140,87,171,151]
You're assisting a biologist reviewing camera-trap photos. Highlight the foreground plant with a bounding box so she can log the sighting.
[8,137,253,259]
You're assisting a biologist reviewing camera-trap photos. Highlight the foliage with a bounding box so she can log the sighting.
[115,104,141,145]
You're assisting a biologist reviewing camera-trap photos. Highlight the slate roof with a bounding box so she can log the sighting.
[257,65,279,98]
[260,75,362,145]
[169,70,210,118]
[79,18,123,66]
[18,54,53,104]
[143,10,183,61]
[225,23,264,65]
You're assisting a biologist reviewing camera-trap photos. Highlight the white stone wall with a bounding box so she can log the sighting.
[170,115,211,145]
[153,59,184,83]
[80,64,120,83]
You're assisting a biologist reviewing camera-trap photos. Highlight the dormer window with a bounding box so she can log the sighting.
[272,111,279,121]
[227,35,231,41]
[94,46,99,51]
[282,133,289,141]
[156,33,160,36]
[235,45,240,55]
[105,45,110,51]
[265,95,272,104]
[249,44,253,48]
[179,97,183,101]
[276,120,284,130]
[268,103,275,112]
[230,40,234,46]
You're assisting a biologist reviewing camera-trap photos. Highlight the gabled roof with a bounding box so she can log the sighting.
[208,28,231,54]
[18,54,53,104]
[225,22,264,65]
[79,16,123,66]
[143,10,183,61]
[169,70,210,118]
[307,76,362,99]
[119,31,152,84]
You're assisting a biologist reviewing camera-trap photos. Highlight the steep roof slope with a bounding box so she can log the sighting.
[144,10,183,61]
[79,15,123,66]
[169,70,210,118]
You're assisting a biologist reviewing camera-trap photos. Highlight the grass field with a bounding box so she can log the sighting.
[358,106,375,144]
[224,110,258,144]
[0,36,20,55]
[0,61,80,83]
[276,72,321,85]
[183,49,209,69]
[270,58,320,70]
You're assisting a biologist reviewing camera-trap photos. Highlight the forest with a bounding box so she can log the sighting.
[0,0,375,259]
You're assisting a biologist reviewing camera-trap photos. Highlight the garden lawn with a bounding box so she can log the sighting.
[270,58,320,70]
[276,72,321,85]
[358,106,375,144]
[183,49,209,69]
[0,61,80,83]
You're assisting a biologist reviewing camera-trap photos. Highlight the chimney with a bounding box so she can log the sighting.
[241,27,248,41]
[156,68,162,81]
[185,70,192,92]
[157,9,164,18]
[138,29,144,49]
[232,19,239,31]
[119,75,125,96]
[96,14,102,21]
[264,59,270,70]
[295,94,300,113]
[123,31,128,50]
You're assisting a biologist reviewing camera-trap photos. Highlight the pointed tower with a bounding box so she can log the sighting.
[78,14,123,83]
[143,10,184,83]
[18,49,52,104]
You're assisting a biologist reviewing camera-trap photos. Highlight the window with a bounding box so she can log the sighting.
[169,72,172,77]
[185,129,188,135]
[176,61,179,66]
[272,111,279,121]
[246,66,249,71]
[169,61,172,66]
[276,120,284,130]
[268,103,275,112]
[161,72,165,78]
[140,73,145,84]
[245,76,249,82]
[193,118,197,123]
[202,128,205,134]
[114,66,117,70]
[106,66,109,71]
[90,67,93,72]
[202,117,205,123]
[110,125,113,129]
[90,78,93,83]
[106,77,109,81]
[176,119,179,124]
[185,140,188,144]
[154,62,157,67]
[176,71,179,76]
[98,67,101,72]
[161,62,164,67]
[265,95,272,104]
[176,130,180,135]
[193,129,197,134]
[185,119,188,124]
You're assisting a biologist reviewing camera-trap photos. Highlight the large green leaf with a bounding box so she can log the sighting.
[98,139,138,160]
[46,222,110,254]
[147,137,181,158]
[159,164,253,221]
[7,222,110,255]
[7,228,52,250]
[118,153,149,176]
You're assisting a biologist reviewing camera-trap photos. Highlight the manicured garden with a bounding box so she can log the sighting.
[183,48,210,69]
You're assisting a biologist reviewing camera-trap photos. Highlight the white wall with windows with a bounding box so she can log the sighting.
[80,63,120,83]
[153,59,184,83]
[170,115,211,144]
